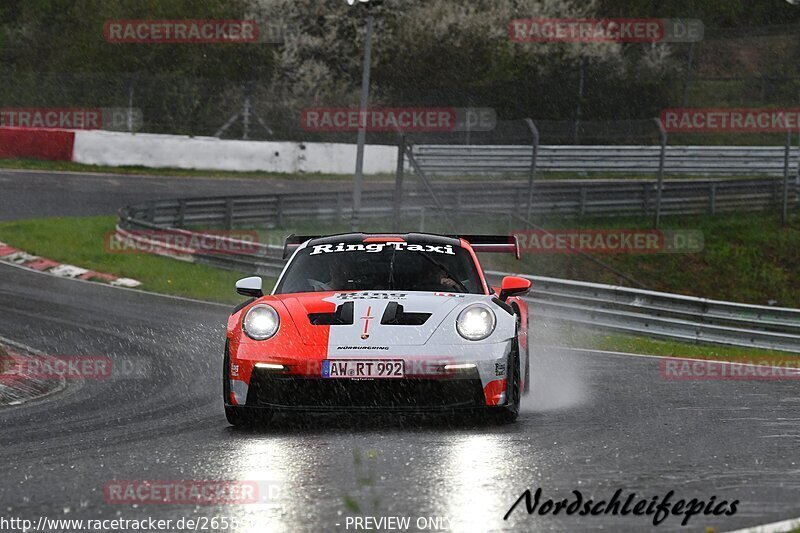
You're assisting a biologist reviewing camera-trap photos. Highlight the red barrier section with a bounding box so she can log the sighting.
[0,127,75,161]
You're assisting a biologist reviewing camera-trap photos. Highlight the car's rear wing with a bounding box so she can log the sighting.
[283,235,319,259]
[453,235,521,260]
[282,233,521,260]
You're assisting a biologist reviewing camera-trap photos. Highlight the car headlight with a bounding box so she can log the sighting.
[243,304,280,340]
[456,304,496,341]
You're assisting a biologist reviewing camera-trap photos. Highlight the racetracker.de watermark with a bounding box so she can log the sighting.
[103,480,280,505]
[0,355,150,380]
[661,108,800,133]
[105,230,261,256]
[512,229,704,254]
[300,108,496,133]
[103,19,283,44]
[0,107,142,131]
[509,18,704,43]
[660,358,800,381]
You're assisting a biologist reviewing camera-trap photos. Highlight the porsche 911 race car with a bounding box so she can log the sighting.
[223,233,531,426]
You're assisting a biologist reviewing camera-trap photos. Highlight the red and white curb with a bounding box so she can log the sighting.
[0,335,66,407]
[0,241,141,288]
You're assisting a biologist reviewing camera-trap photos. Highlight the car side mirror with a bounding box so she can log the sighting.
[499,276,531,301]
[236,276,263,298]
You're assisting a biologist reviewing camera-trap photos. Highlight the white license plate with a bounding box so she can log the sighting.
[321,360,404,379]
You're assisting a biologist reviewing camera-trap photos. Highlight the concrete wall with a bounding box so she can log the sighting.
[71,130,397,174]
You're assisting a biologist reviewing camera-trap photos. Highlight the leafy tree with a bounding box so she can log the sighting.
[261,0,676,121]
[1,0,275,78]
[597,0,800,27]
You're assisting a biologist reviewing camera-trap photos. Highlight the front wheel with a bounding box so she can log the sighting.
[223,344,272,427]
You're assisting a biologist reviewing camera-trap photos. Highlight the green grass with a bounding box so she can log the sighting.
[485,212,800,308]
[250,215,800,362]
[537,326,800,364]
[0,216,270,304]
[1,213,797,363]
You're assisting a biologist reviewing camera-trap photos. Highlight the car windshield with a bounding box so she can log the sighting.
[275,241,483,294]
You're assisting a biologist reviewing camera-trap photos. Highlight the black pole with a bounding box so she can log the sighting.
[654,118,667,228]
[783,129,791,226]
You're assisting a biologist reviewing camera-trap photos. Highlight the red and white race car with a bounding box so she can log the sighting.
[224,233,531,426]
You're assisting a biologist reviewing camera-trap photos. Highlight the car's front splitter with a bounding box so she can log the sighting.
[227,341,515,409]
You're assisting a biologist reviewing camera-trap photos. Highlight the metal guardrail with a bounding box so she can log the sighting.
[412,145,800,176]
[114,222,286,277]
[116,199,800,352]
[497,274,800,352]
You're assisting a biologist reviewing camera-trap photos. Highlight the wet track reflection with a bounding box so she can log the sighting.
[1,263,799,532]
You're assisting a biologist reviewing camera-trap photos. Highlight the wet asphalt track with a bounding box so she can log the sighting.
[1,263,799,532]
[1,170,800,532]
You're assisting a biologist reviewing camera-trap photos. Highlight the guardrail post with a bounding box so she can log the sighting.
[580,187,587,216]
[773,180,779,209]
[653,118,667,228]
[524,118,540,222]
[276,196,284,229]
[127,76,136,133]
[177,200,186,228]
[393,135,406,232]
[709,184,717,215]
[224,198,233,230]
[783,129,791,226]
[642,183,650,216]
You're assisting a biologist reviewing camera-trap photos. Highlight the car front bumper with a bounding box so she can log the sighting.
[227,341,515,410]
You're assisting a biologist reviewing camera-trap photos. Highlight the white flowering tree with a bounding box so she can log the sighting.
[254,0,677,122]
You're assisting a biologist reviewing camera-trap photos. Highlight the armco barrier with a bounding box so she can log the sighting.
[116,198,800,352]
[118,177,797,228]
[412,144,800,176]
[501,274,800,352]
[0,127,75,161]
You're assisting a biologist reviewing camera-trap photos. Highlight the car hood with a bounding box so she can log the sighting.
[275,290,490,346]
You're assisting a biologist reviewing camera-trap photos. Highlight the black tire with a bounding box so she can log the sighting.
[224,405,273,427]
[523,335,531,396]
[510,306,530,396]
[492,340,521,424]
[223,343,272,427]
[225,405,251,426]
